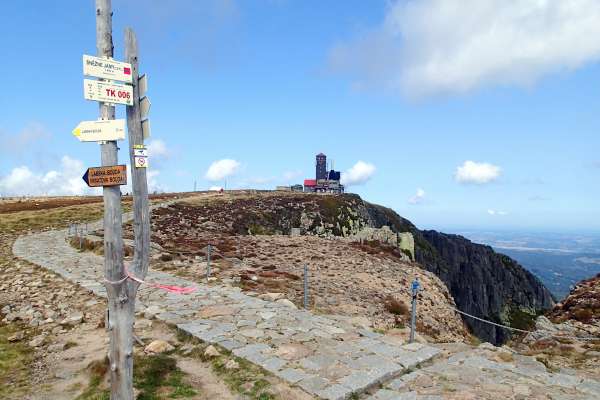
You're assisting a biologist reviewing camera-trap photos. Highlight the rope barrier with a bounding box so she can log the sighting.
[447,305,600,341]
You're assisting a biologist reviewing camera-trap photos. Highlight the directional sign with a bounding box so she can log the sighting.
[72,119,125,142]
[133,146,148,168]
[138,74,148,98]
[142,119,151,139]
[83,55,133,83]
[140,97,151,119]
[82,165,127,187]
[84,79,133,106]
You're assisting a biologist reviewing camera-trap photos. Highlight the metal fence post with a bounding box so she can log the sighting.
[410,278,420,343]
[79,226,83,250]
[303,264,309,309]
[206,244,212,282]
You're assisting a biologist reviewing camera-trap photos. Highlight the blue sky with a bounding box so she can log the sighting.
[1,0,600,232]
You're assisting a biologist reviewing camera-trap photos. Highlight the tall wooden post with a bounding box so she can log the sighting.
[125,27,150,282]
[96,1,130,398]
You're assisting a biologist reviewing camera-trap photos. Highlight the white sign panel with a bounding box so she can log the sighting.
[140,97,151,119]
[84,79,133,106]
[138,74,148,98]
[83,55,133,83]
[134,155,148,168]
[142,119,151,139]
[133,148,147,157]
[72,119,126,142]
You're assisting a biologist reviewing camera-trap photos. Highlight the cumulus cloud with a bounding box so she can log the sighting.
[0,122,51,155]
[0,156,100,197]
[147,139,169,159]
[455,161,501,184]
[205,159,240,181]
[408,188,426,205]
[329,0,600,98]
[340,161,376,186]
[487,209,508,216]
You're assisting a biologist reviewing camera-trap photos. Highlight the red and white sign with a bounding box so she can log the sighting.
[83,55,133,83]
[83,79,133,106]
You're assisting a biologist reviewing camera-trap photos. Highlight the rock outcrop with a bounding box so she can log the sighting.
[155,192,554,344]
[415,230,555,344]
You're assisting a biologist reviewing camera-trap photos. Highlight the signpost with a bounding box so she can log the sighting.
[73,3,151,396]
[83,54,133,82]
[84,79,133,106]
[72,119,126,142]
[82,165,127,187]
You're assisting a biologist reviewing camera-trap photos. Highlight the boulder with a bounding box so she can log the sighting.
[225,359,239,370]
[204,345,220,358]
[259,293,285,301]
[276,299,297,309]
[144,340,174,354]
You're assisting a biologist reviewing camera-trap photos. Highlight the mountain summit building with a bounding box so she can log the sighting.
[304,153,344,194]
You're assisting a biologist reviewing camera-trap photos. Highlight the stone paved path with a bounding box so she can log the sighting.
[366,343,600,400]
[12,216,441,400]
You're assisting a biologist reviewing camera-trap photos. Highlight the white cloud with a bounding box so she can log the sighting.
[0,156,100,197]
[147,139,169,159]
[0,122,51,155]
[408,188,426,205]
[340,161,376,186]
[209,186,223,191]
[455,161,501,184]
[488,209,509,216]
[205,159,240,181]
[329,0,600,97]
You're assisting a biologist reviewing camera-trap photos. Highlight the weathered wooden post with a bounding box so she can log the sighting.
[94,0,129,398]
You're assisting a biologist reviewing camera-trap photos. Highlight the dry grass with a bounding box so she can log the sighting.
[384,296,410,316]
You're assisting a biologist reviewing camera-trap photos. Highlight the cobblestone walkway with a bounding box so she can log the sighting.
[13,219,440,400]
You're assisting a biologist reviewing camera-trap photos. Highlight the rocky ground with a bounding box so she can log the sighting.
[133,196,467,342]
[2,192,600,400]
[0,196,309,399]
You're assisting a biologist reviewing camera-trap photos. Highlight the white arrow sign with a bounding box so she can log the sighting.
[84,79,133,106]
[83,55,133,83]
[72,119,126,142]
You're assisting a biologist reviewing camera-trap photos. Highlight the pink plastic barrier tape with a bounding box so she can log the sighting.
[105,265,198,294]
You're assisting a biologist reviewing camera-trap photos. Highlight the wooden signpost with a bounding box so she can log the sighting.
[70,1,153,397]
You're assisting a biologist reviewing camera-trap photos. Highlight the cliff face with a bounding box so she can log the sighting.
[302,195,556,344]
[415,231,555,344]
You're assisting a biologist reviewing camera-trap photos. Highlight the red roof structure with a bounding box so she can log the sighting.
[304,179,317,186]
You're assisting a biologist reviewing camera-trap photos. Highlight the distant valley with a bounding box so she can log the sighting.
[456,230,600,300]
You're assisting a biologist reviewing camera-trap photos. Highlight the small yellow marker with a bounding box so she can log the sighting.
[72,128,81,137]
